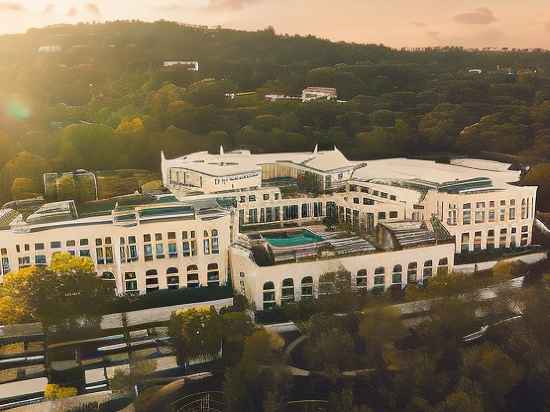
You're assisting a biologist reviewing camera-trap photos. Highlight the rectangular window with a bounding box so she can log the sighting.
[66,240,76,247]
[204,239,210,255]
[144,234,151,242]
[95,238,102,246]
[463,210,471,225]
[182,241,191,257]
[212,237,219,254]
[509,208,516,220]
[474,231,482,251]
[155,233,162,241]
[96,248,105,264]
[105,247,113,264]
[129,245,138,261]
[80,250,90,257]
[168,243,177,258]
[389,211,398,219]
[168,232,176,240]
[249,195,256,202]
[155,243,164,258]
[475,211,484,224]
[263,194,269,201]
[50,241,61,249]
[35,255,46,265]
[499,229,507,248]
[144,244,153,261]
[378,212,386,220]
[461,233,470,252]
[488,210,495,222]
[35,243,44,251]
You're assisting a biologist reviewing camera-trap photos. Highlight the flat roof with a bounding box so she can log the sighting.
[163,147,358,175]
[352,158,521,185]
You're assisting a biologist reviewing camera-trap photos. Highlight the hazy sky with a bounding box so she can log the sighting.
[1,0,550,48]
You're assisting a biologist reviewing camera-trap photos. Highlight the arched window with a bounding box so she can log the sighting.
[392,265,402,284]
[166,267,179,289]
[374,267,385,289]
[407,263,418,283]
[187,264,199,288]
[356,269,367,288]
[124,272,138,295]
[263,281,276,310]
[281,278,295,304]
[102,271,115,280]
[203,230,211,255]
[301,276,313,299]
[207,263,220,287]
[211,229,220,254]
[145,269,159,293]
[423,260,433,279]
[437,258,449,276]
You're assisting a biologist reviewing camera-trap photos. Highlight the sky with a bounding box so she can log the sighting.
[1,0,550,49]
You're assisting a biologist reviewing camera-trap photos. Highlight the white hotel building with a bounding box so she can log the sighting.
[0,148,539,310]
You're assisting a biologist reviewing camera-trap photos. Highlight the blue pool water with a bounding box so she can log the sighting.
[262,230,323,247]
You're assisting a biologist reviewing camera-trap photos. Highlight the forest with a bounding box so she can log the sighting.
[1,20,550,209]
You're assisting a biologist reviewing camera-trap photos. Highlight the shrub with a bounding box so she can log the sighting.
[44,383,78,400]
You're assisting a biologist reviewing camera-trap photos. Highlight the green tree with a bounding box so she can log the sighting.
[110,356,157,395]
[220,311,255,366]
[56,174,77,201]
[224,329,289,412]
[11,177,38,200]
[168,308,222,367]
[0,252,114,329]
[522,163,550,211]
[435,390,484,412]
[359,307,407,368]
[463,343,523,408]
[0,151,49,201]
[418,103,472,150]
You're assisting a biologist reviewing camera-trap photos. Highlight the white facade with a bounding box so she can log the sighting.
[0,151,540,311]
[301,87,338,102]
[231,239,454,310]
[0,200,232,296]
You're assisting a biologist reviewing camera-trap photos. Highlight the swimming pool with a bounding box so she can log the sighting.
[262,230,323,247]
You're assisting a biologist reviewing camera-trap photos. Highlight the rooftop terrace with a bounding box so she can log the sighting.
[237,223,451,267]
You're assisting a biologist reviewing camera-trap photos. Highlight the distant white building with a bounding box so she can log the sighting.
[301,87,337,102]
[38,45,62,53]
[162,61,199,71]
[264,94,299,102]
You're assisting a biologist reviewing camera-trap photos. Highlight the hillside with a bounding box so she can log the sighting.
[1,20,550,207]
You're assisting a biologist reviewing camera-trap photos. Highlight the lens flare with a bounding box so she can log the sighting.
[4,99,31,121]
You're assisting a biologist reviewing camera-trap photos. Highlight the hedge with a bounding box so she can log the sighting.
[112,286,234,313]
[454,245,545,265]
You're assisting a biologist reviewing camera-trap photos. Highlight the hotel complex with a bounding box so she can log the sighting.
[0,148,538,310]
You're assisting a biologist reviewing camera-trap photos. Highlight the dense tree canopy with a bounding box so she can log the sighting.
[0,252,114,327]
[1,21,550,203]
